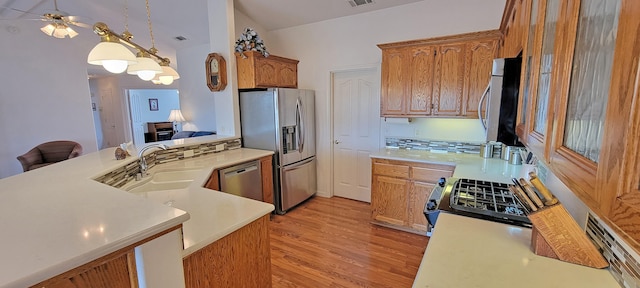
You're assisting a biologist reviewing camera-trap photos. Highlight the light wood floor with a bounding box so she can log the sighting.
[269,196,429,288]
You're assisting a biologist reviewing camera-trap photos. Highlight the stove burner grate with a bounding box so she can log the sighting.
[449,178,530,224]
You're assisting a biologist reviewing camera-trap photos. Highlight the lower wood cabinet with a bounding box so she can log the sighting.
[371,158,453,234]
[31,226,182,288]
[204,155,274,204]
[183,215,271,288]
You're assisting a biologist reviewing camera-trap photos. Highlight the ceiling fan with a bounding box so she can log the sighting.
[0,0,91,38]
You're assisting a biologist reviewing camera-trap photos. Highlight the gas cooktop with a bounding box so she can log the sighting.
[449,178,530,224]
[425,178,532,229]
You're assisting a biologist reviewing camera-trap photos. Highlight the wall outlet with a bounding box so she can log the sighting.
[183,150,194,158]
[215,144,225,152]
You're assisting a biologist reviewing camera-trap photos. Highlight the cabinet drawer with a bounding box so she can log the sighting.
[373,163,410,178]
[412,167,453,183]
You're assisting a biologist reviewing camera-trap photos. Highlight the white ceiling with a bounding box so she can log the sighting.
[0,0,427,75]
[0,0,425,50]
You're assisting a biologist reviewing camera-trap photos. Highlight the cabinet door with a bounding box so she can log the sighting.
[433,43,465,116]
[408,181,435,233]
[380,48,408,115]
[255,58,279,87]
[549,0,621,207]
[524,0,562,157]
[516,0,539,142]
[599,0,640,243]
[260,156,274,204]
[371,175,409,226]
[408,45,436,115]
[463,39,498,117]
[278,62,298,88]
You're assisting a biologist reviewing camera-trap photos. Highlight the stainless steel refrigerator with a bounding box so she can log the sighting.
[240,88,316,214]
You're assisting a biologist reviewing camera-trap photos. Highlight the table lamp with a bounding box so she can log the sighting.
[168,109,186,133]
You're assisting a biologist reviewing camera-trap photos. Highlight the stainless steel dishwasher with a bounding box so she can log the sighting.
[219,160,263,201]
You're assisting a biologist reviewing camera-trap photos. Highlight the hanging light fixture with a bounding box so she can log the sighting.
[152,60,180,85]
[126,0,162,81]
[87,30,137,73]
[86,0,179,82]
[87,0,137,74]
[127,51,162,81]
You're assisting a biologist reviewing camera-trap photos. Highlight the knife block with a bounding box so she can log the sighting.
[527,204,609,269]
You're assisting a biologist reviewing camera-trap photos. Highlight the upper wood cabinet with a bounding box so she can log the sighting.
[236,51,299,89]
[501,0,640,252]
[432,43,466,116]
[378,30,500,118]
[463,39,500,117]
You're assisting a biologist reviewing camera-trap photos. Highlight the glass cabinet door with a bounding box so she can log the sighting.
[549,0,621,207]
[561,0,621,163]
[518,0,538,135]
[532,0,561,136]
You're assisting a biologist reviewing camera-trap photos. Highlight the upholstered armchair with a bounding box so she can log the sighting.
[17,141,83,172]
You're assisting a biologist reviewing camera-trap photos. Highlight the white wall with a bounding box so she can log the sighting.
[234,9,272,52]
[176,43,217,133]
[0,22,99,178]
[208,0,241,136]
[266,0,506,196]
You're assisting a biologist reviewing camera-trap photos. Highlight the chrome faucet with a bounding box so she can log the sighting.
[137,143,169,177]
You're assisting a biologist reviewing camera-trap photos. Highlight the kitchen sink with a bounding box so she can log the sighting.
[151,169,203,182]
[125,180,194,193]
[121,168,204,193]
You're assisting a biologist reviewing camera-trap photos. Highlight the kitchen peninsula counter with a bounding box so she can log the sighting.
[413,213,617,287]
[0,135,273,287]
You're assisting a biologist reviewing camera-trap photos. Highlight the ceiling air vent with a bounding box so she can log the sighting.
[174,36,187,41]
[347,0,374,7]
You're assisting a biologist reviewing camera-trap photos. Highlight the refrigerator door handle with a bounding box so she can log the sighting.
[296,98,305,153]
[478,81,491,131]
[283,157,315,172]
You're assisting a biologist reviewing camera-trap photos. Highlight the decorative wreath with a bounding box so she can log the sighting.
[234,27,269,58]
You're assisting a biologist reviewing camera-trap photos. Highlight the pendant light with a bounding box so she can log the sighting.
[86,1,136,74]
[152,61,180,85]
[127,0,162,81]
[87,32,137,74]
[127,51,162,81]
[86,0,179,83]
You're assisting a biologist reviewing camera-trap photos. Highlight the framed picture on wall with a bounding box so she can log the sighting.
[149,98,159,111]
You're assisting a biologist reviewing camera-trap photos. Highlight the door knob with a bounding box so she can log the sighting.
[334,140,341,144]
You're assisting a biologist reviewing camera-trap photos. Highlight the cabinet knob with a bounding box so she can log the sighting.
[334,140,341,144]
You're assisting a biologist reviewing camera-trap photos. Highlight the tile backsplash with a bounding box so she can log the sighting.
[587,213,640,288]
[385,137,482,154]
[94,138,241,188]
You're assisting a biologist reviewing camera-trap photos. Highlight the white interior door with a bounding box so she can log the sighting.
[332,68,380,202]
[100,88,118,148]
[128,91,146,147]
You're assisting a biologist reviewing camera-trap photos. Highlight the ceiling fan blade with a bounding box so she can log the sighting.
[68,21,91,28]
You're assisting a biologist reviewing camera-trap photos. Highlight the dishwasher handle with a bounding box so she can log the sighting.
[223,164,258,177]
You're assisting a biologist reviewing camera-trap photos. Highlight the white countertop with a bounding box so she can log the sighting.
[413,213,617,287]
[371,149,530,183]
[0,135,272,287]
[126,148,275,256]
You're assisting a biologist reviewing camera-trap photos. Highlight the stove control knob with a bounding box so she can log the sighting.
[426,199,438,211]
[438,177,446,187]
